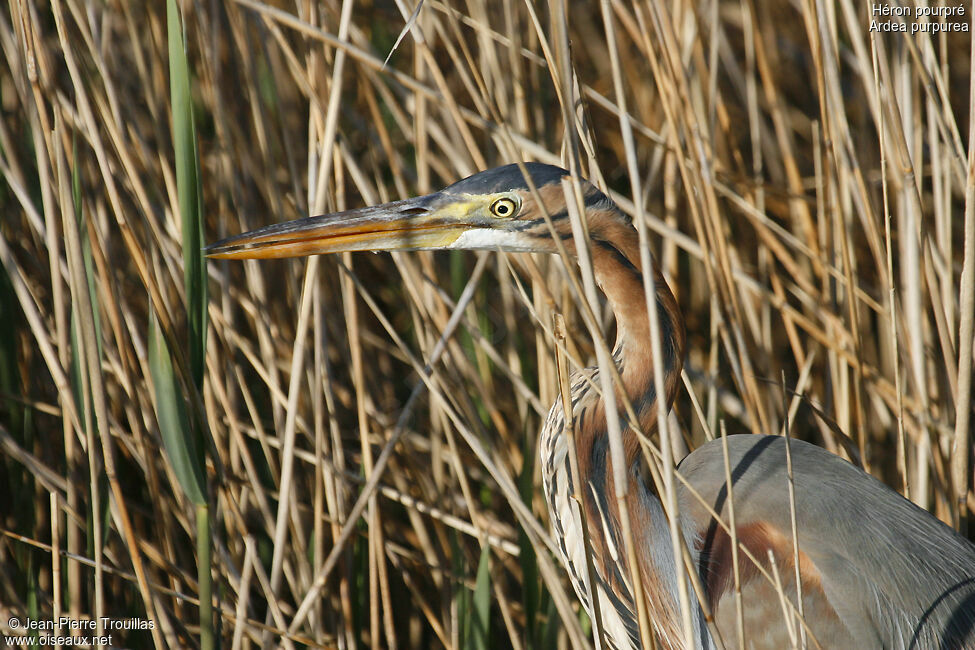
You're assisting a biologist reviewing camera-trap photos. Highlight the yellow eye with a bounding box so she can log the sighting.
[490,197,517,218]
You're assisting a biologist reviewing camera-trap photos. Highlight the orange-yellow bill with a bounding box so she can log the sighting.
[205,193,475,260]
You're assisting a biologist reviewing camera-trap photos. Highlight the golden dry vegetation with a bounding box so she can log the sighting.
[0,0,973,648]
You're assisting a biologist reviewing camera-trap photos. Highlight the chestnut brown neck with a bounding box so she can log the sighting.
[565,206,688,646]
[584,211,686,463]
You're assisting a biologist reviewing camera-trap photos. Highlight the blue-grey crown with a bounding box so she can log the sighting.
[444,163,569,195]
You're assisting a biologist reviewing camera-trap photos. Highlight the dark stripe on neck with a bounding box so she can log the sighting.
[591,237,639,275]
[514,208,569,231]
[592,236,676,373]
[515,190,609,233]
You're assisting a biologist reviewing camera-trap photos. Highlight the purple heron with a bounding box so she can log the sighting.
[207,163,975,649]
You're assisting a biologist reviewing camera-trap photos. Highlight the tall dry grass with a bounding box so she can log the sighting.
[0,0,973,648]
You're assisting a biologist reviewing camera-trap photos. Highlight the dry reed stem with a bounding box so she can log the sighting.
[1,1,972,647]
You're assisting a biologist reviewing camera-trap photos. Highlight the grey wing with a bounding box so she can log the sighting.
[676,435,975,650]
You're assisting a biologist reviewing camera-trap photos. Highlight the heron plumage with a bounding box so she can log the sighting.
[682,435,975,649]
[207,163,975,650]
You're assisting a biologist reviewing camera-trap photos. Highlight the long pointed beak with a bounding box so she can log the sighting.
[205,193,474,260]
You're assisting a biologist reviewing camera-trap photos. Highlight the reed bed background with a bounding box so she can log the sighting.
[1,0,973,648]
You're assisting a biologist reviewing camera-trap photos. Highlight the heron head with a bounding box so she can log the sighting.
[204,163,615,260]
